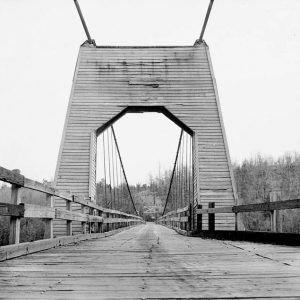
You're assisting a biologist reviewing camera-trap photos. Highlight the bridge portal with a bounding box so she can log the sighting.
[54,43,237,236]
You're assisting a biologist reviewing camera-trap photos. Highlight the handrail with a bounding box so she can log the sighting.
[0,165,144,261]
[195,198,300,233]
[0,166,140,219]
[196,199,300,215]
[157,198,300,235]
[157,204,191,234]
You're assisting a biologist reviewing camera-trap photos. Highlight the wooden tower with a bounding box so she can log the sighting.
[53,41,237,236]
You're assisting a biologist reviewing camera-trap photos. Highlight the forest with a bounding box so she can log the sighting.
[0,152,299,245]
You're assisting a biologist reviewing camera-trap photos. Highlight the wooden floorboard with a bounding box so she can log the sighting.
[0,223,300,299]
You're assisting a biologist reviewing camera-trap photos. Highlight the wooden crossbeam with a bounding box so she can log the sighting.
[195,198,300,215]
[0,202,24,217]
[0,165,142,220]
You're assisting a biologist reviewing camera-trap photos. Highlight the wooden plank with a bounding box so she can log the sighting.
[0,225,139,262]
[55,208,88,222]
[233,199,300,213]
[0,166,24,186]
[195,199,300,215]
[24,178,55,195]
[103,218,140,224]
[23,204,55,219]
[196,206,233,214]
[54,208,104,223]
[3,223,299,298]
[9,184,21,244]
[0,202,24,217]
[44,194,54,239]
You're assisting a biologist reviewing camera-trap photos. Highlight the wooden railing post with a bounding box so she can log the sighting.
[9,172,21,244]
[270,210,277,232]
[66,198,73,236]
[81,205,87,234]
[44,194,53,239]
[235,212,238,231]
[208,202,215,231]
[188,204,192,231]
[196,204,202,232]
[91,208,96,233]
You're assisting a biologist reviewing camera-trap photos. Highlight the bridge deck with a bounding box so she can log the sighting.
[1,223,300,299]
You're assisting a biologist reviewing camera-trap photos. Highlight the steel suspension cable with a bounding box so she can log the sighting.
[185,133,189,206]
[111,126,138,215]
[110,128,116,209]
[179,138,183,208]
[113,129,120,210]
[102,133,107,207]
[118,159,122,211]
[198,0,214,43]
[106,130,113,208]
[163,129,183,215]
[189,135,192,204]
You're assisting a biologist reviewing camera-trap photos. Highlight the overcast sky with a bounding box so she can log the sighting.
[0,0,299,184]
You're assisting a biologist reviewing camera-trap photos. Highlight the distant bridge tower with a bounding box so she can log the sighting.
[53,41,237,236]
[53,0,237,236]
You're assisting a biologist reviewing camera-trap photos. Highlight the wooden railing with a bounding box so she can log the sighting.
[0,166,144,261]
[157,198,300,238]
[196,199,300,233]
[156,205,192,235]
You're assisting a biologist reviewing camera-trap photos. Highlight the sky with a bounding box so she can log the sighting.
[0,0,299,184]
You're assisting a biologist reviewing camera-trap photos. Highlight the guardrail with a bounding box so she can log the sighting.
[196,199,300,232]
[0,166,144,261]
[156,205,192,235]
[157,198,300,238]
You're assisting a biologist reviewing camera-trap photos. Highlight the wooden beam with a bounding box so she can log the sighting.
[9,184,21,244]
[103,218,141,224]
[0,166,24,186]
[0,165,143,223]
[195,199,300,215]
[0,224,141,262]
[44,195,54,239]
[23,204,55,219]
[0,202,24,217]
[24,178,55,195]
[233,199,300,213]
[196,206,233,214]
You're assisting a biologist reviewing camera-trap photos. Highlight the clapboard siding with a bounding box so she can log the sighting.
[54,44,236,235]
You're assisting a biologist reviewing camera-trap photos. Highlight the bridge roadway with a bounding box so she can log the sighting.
[1,223,300,299]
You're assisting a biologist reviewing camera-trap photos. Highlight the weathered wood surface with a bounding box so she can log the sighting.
[54,44,237,234]
[0,225,138,262]
[0,165,141,221]
[1,223,300,299]
[196,199,300,214]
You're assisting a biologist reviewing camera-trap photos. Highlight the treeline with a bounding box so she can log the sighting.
[1,152,299,246]
[95,170,172,219]
[234,153,300,232]
[0,185,49,246]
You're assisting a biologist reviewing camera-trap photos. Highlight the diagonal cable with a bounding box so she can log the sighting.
[111,125,138,215]
[163,129,184,215]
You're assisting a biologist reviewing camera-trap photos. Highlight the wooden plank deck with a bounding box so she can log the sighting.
[0,223,300,299]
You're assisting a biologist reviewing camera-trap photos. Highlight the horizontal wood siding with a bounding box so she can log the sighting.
[54,44,236,235]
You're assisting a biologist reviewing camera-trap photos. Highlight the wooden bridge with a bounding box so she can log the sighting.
[1,1,300,298]
[1,166,300,299]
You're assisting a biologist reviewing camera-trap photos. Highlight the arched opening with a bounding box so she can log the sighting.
[95,106,194,220]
